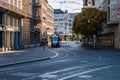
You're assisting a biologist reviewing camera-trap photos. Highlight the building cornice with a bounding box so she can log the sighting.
[0,0,25,17]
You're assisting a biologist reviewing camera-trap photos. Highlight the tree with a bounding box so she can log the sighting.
[72,8,107,37]
[72,31,82,40]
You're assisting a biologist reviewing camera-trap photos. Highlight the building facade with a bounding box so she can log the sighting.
[22,0,33,48]
[35,0,54,44]
[0,0,54,52]
[38,0,48,40]
[95,0,120,48]
[83,0,95,8]
[0,0,25,52]
[22,0,41,48]
[22,0,54,47]
[54,9,71,40]
[46,4,54,45]
[69,13,78,33]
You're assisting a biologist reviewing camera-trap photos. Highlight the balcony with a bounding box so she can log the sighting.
[30,28,40,35]
[34,3,41,8]
[0,24,4,31]
[0,0,25,17]
[0,26,2,31]
[33,16,41,25]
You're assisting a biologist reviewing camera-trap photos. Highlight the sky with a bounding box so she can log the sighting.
[48,0,83,13]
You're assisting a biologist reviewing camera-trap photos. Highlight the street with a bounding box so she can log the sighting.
[0,41,120,80]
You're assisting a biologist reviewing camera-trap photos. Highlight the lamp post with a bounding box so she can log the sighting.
[64,23,67,41]
[89,19,96,49]
[65,13,68,41]
[86,20,90,46]
[88,20,90,23]
[117,4,120,48]
[93,34,96,49]
[45,27,49,45]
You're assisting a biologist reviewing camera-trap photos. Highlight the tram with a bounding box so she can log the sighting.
[51,35,60,48]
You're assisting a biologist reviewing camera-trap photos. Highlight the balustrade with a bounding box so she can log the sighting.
[0,0,25,16]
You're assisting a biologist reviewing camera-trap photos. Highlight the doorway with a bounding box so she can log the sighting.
[0,31,2,47]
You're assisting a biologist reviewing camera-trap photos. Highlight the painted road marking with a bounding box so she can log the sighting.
[38,60,103,79]
[48,49,59,58]
[40,74,58,79]
[11,72,38,77]
[48,59,69,64]
[42,79,48,80]
[80,61,88,63]
[79,75,92,78]
[22,76,36,80]
[39,66,81,75]
[58,66,112,80]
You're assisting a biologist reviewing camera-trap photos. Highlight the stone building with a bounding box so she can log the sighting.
[95,0,120,48]
[22,0,54,47]
[0,0,25,52]
[37,0,54,44]
[46,4,54,45]
[83,0,95,8]
[38,0,48,40]
[22,0,32,48]
[0,0,54,52]
[22,0,41,48]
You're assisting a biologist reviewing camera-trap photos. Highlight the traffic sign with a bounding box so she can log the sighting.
[93,35,96,43]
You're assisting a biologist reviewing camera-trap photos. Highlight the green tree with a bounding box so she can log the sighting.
[72,8,107,37]
[72,31,82,39]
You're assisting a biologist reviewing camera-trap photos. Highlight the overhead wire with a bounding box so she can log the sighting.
[48,0,82,12]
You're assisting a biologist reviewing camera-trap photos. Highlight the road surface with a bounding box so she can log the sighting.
[0,41,120,80]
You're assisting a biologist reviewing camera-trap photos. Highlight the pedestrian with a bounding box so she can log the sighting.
[43,39,47,49]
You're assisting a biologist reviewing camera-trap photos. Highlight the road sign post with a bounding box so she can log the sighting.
[93,35,96,49]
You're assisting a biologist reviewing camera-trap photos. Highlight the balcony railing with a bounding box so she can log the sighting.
[33,16,41,24]
[0,24,3,31]
[34,3,41,8]
[0,0,25,16]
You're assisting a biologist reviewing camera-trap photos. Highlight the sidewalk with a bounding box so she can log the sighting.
[0,47,56,67]
[82,43,120,52]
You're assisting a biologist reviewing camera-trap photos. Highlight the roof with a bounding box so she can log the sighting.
[54,9,65,14]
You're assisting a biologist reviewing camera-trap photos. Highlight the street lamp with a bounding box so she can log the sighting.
[88,19,96,49]
[65,23,67,41]
[85,20,90,46]
[117,5,120,48]
[88,20,90,23]
[64,13,68,41]
[45,27,49,45]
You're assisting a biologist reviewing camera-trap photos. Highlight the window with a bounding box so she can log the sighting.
[4,0,8,3]
[54,19,58,21]
[14,0,17,6]
[59,18,64,21]
[6,15,9,26]
[36,0,39,3]
[59,32,63,34]
[10,17,13,26]
[52,37,58,41]
[88,2,91,4]
[10,0,14,5]
[14,18,18,27]
[0,13,2,24]
[18,1,22,8]
[88,1,92,7]
[8,16,10,26]
[18,19,21,27]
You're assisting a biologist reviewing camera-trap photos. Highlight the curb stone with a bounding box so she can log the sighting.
[0,57,50,67]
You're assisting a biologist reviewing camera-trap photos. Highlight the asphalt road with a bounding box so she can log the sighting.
[0,41,120,80]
